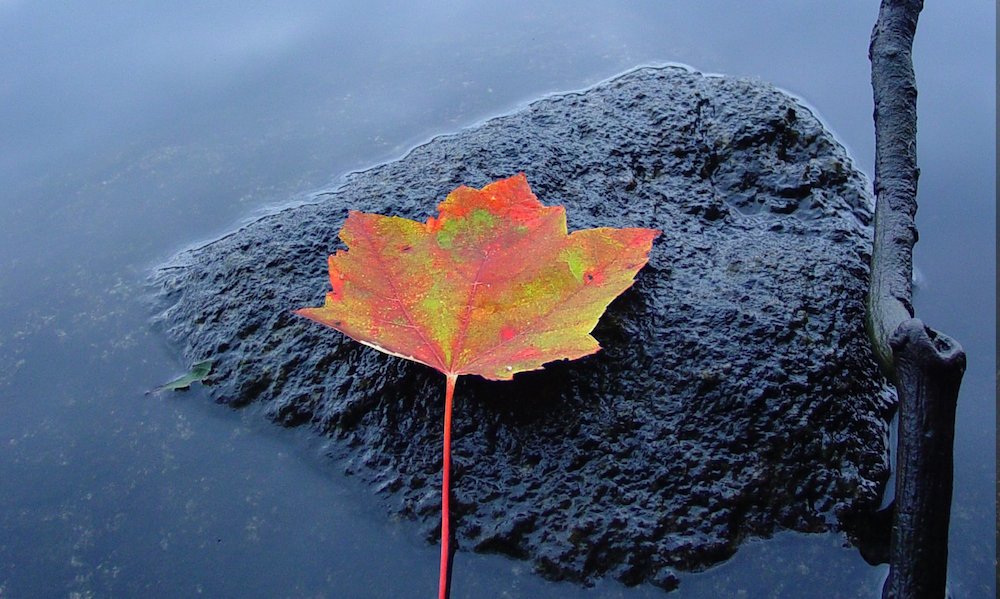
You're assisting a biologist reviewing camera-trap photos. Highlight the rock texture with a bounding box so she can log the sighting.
[152,66,893,589]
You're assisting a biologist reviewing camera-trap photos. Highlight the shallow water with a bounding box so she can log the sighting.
[1,2,994,597]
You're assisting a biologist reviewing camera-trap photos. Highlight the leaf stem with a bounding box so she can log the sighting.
[438,373,458,599]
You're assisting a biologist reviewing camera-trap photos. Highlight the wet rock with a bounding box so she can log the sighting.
[152,66,893,587]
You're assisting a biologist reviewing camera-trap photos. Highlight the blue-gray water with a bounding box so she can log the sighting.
[1,2,994,597]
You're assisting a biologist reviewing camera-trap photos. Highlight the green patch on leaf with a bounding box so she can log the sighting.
[559,246,586,282]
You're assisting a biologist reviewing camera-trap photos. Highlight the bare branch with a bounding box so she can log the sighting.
[867,2,968,597]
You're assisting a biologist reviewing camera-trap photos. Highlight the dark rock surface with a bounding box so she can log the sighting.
[152,66,893,589]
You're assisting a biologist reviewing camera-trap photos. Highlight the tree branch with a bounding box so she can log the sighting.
[867,1,968,597]
[867,0,921,373]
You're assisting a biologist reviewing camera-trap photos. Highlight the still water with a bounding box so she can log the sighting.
[1,2,994,597]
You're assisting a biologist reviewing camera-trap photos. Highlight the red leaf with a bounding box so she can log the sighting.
[296,174,658,597]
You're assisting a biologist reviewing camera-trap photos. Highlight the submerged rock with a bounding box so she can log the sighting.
[152,66,892,588]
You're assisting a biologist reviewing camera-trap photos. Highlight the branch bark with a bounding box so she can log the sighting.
[867,0,921,373]
[867,1,968,597]
[883,320,964,598]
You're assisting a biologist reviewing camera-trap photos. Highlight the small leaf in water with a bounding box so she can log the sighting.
[154,360,213,392]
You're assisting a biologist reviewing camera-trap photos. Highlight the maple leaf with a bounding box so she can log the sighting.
[296,174,658,598]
